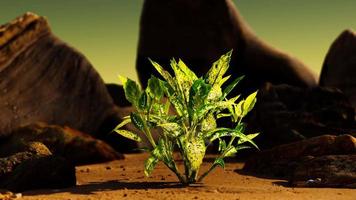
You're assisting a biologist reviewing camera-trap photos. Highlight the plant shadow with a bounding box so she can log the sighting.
[24,180,186,196]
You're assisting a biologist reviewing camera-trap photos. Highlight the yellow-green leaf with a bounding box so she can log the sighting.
[118,75,141,105]
[114,129,142,142]
[243,91,258,116]
[113,118,131,130]
[144,155,159,177]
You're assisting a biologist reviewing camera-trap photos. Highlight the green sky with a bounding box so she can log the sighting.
[0,0,355,83]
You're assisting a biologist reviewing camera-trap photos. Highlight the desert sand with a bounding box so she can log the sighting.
[20,153,356,200]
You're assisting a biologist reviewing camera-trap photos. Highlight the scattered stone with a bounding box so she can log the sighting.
[320,29,356,108]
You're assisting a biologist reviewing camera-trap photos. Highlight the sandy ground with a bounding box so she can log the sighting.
[20,153,356,200]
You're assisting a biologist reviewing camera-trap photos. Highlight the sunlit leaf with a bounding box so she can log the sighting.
[114,129,142,142]
[224,146,238,157]
[205,50,232,87]
[201,113,217,133]
[181,136,206,173]
[217,113,231,119]
[147,76,164,100]
[119,75,141,105]
[218,139,226,152]
[144,155,159,177]
[222,75,244,99]
[149,58,176,88]
[242,91,258,116]
[113,117,131,130]
[158,123,183,137]
[207,85,223,102]
[188,79,212,121]
[238,133,260,145]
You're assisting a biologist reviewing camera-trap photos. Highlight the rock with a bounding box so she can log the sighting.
[0,13,118,138]
[0,122,124,165]
[136,0,316,91]
[320,30,356,107]
[0,142,51,175]
[291,155,356,188]
[249,83,356,148]
[243,135,356,177]
[0,190,21,199]
[0,156,76,192]
[0,142,76,192]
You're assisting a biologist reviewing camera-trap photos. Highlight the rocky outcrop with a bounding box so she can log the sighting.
[248,83,356,149]
[291,155,356,188]
[0,123,123,165]
[136,0,316,91]
[320,29,356,108]
[0,142,76,192]
[243,135,356,188]
[0,13,118,137]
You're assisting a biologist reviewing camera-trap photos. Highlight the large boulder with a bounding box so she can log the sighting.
[0,13,118,138]
[0,123,123,165]
[248,83,356,148]
[320,29,356,108]
[136,0,316,92]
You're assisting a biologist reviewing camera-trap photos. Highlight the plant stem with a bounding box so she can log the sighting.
[165,161,186,184]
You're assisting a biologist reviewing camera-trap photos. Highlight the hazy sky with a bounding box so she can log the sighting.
[0,0,355,83]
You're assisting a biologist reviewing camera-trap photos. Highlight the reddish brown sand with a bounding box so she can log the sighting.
[21,153,355,200]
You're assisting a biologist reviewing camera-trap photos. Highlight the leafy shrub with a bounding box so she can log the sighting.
[114,51,259,184]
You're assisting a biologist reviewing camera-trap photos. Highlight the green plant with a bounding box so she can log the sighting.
[114,51,259,184]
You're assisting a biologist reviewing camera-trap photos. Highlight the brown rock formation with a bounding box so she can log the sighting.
[291,155,356,188]
[243,134,356,188]
[248,83,356,148]
[136,0,316,91]
[0,123,124,165]
[0,142,76,192]
[320,29,356,107]
[0,13,118,137]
